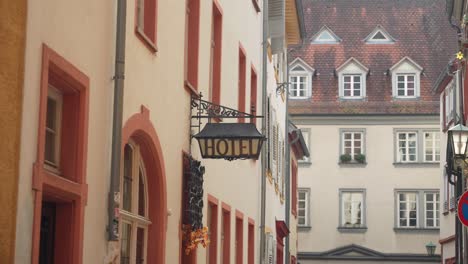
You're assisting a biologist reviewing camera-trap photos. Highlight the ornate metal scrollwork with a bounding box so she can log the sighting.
[184,156,205,230]
[191,95,258,119]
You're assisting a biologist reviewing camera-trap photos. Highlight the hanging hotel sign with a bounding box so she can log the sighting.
[191,94,265,161]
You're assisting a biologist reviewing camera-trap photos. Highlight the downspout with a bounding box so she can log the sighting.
[108,0,127,241]
[284,58,292,264]
[260,0,269,262]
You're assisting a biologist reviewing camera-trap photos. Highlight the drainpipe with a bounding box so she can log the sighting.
[108,0,127,241]
[259,0,269,262]
[284,54,292,264]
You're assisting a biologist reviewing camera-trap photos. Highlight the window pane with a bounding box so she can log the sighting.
[136,227,145,264]
[45,131,56,165]
[123,145,133,212]
[120,223,132,264]
[138,168,145,216]
[46,98,57,130]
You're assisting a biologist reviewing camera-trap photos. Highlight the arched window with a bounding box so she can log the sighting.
[120,142,150,264]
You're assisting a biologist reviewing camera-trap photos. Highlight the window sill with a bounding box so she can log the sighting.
[393,227,439,233]
[337,227,367,233]
[392,96,420,101]
[339,97,367,101]
[298,160,312,167]
[290,97,311,100]
[393,162,440,168]
[298,226,312,231]
[135,27,158,53]
[338,161,367,167]
[443,211,449,216]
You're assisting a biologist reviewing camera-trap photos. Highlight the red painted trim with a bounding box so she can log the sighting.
[222,202,231,212]
[181,152,197,264]
[238,45,247,123]
[291,161,298,217]
[247,219,255,264]
[250,65,258,125]
[235,211,244,264]
[208,196,219,264]
[211,1,223,105]
[222,204,231,264]
[213,0,223,15]
[186,0,200,91]
[122,105,167,264]
[208,194,219,205]
[439,235,456,244]
[32,44,89,264]
[134,0,158,52]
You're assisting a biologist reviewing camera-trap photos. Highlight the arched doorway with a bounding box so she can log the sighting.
[121,106,167,264]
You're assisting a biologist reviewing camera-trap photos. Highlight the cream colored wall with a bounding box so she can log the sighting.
[438,92,456,261]
[16,0,115,262]
[295,119,441,255]
[189,0,264,263]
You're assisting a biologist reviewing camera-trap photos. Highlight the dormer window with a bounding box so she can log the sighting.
[364,25,395,44]
[390,57,423,99]
[311,26,341,44]
[289,58,314,99]
[336,58,369,99]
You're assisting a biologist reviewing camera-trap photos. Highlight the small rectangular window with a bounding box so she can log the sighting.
[341,131,363,159]
[185,0,200,91]
[45,86,63,170]
[135,0,157,50]
[396,74,416,97]
[398,192,418,227]
[289,75,308,98]
[425,192,440,228]
[342,74,362,97]
[397,132,417,162]
[299,129,310,163]
[298,189,309,227]
[211,3,223,105]
[423,132,440,162]
[340,191,364,228]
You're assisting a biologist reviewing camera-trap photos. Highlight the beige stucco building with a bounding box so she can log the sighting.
[12,0,304,263]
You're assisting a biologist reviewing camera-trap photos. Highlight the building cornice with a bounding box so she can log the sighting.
[291,114,439,125]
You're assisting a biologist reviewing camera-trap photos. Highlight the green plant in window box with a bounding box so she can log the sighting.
[355,154,366,164]
[340,154,352,163]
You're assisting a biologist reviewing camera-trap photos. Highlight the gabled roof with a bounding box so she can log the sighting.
[390,56,423,72]
[298,244,440,262]
[336,57,369,73]
[364,25,396,43]
[288,0,457,115]
[311,25,341,43]
[289,57,315,72]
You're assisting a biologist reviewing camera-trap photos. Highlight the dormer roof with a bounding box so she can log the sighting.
[364,25,396,44]
[311,25,341,44]
[390,56,423,72]
[289,57,315,73]
[336,57,369,73]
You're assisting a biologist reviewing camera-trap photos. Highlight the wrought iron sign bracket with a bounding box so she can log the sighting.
[276,82,290,96]
[190,93,263,135]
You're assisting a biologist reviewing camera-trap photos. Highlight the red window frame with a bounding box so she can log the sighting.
[292,161,298,217]
[134,0,158,52]
[222,202,231,264]
[235,210,244,264]
[211,0,223,105]
[207,195,219,264]
[248,218,255,264]
[32,44,89,264]
[238,44,247,123]
[185,0,200,94]
[250,65,258,125]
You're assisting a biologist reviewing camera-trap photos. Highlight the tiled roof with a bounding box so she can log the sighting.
[289,0,458,115]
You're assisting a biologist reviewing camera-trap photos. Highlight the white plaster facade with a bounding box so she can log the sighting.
[293,115,442,263]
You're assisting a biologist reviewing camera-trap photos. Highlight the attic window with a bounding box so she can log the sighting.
[365,26,395,44]
[312,26,341,44]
